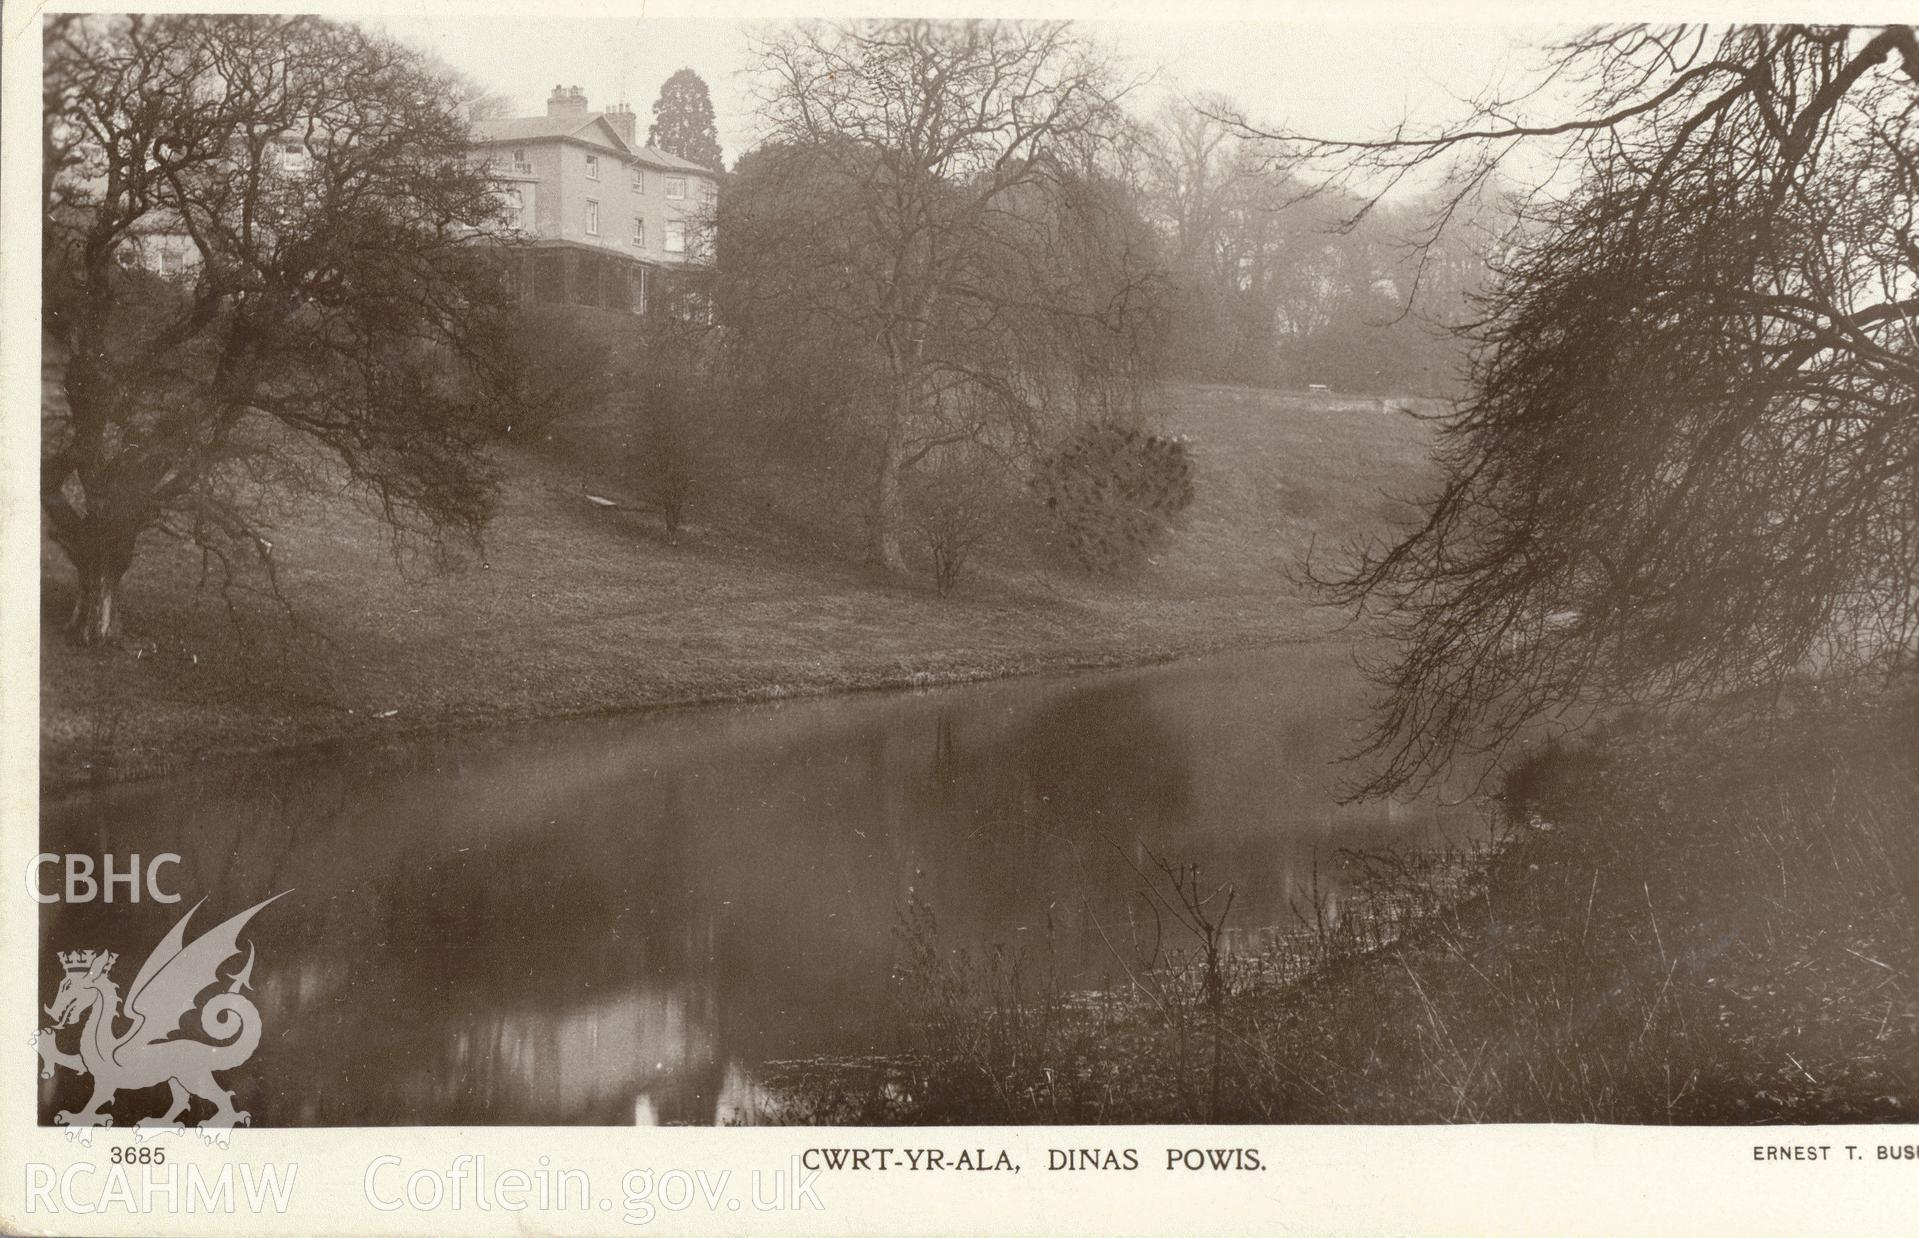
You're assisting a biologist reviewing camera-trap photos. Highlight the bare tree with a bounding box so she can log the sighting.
[733,19,1153,572]
[478,306,624,438]
[42,14,511,645]
[904,443,1013,596]
[1139,98,1251,381]
[1142,94,1243,270]
[1270,25,1919,794]
[1140,96,1488,391]
[626,314,728,535]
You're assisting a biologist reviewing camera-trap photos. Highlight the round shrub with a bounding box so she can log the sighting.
[1032,422,1196,573]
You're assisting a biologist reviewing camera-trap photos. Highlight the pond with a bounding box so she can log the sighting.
[38,642,1489,1126]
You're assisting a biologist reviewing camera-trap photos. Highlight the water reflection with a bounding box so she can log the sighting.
[40,643,1484,1125]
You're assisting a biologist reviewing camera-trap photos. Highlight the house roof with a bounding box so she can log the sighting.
[472,113,713,175]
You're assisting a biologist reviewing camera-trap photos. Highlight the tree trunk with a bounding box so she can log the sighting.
[63,536,133,648]
[866,411,908,573]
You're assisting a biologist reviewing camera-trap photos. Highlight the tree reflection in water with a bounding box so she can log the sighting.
[40,644,1482,1125]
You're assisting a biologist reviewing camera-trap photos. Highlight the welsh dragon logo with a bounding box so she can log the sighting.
[34,893,287,1130]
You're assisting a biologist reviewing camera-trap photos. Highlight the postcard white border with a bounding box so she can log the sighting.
[4,2,1916,1234]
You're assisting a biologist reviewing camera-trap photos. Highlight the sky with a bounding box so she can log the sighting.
[368,14,1574,173]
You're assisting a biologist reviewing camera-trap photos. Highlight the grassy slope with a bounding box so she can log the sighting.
[41,384,1435,788]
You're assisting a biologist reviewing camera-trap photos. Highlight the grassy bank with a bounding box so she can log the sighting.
[41,384,1434,789]
[754,687,1919,1124]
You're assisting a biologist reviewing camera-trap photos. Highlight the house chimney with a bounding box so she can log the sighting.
[547,85,588,116]
[604,102,637,145]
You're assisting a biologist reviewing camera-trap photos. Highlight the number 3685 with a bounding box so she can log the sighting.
[108,1145,166,1165]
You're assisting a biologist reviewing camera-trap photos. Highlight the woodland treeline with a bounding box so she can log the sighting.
[44,15,1492,639]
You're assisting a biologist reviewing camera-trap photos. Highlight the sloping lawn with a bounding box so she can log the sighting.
[41,384,1438,787]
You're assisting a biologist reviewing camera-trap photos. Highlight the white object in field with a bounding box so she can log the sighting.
[584,492,619,508]
[1306,383,1330,393]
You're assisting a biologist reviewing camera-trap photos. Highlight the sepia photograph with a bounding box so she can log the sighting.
[7,2,1919,1231]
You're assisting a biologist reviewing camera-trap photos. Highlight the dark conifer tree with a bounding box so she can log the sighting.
[646,68,723,171]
